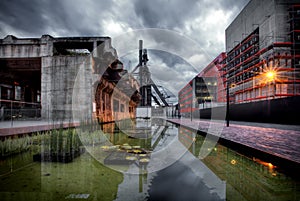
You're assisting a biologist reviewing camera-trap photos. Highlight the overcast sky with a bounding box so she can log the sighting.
[0,0,250,98]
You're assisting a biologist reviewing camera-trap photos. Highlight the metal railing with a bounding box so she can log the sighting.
[0,99,41,124]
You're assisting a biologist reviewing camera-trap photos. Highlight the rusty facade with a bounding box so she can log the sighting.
[93,60,140,123]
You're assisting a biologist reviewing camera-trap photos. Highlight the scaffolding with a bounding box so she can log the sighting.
[223,4,300,104]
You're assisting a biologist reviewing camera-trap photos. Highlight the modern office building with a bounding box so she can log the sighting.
[197,53,227,104]
[178,53,226,117]
[179,0,300,123]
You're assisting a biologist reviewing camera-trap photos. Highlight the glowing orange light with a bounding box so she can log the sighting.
[230,159,236,165]
[253,158,277,169]
[255,65,281,86]
[266,71,275,80]
[268,163,274,169]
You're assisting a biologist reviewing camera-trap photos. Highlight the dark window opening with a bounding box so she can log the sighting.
[113,99,119,112]
[53,42,93,55]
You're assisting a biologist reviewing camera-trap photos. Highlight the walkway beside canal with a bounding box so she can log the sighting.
[0,120,79,137]
[167,118,300,165]
[1,118,300,166]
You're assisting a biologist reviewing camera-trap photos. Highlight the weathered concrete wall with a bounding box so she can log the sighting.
[0,35,111,122]
[41,55,92,121]
[0,44,41,58]
[225,0,275,51]
[0,35,54,58]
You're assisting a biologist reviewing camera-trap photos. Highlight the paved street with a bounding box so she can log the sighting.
[167,118,300,165]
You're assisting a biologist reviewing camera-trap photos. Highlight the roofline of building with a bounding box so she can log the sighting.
[225,0,252,33]
[197,52,226,77]
[1,34,111,42]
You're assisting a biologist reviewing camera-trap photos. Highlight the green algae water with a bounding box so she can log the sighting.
[178,126,300,201]
[0,151,123,201]
[0,119,299,201]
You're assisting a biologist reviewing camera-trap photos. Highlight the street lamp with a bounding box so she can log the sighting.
[226,79,229,127]
[225,73,231,127]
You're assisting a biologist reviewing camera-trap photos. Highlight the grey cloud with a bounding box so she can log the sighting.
[133,0,200,29]
[218,0,250,10]
[133,0,249,30]
[0,0,116,37]
[149,50,190,68]
[0,0,47,36]
[130,0,249,64]
[0,0,250,94]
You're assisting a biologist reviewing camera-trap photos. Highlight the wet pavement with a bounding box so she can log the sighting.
[167,118,300,164]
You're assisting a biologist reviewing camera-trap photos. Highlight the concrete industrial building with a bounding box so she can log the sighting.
[224,0,300,103]
[0,35,140,122]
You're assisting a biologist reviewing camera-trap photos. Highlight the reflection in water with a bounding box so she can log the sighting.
[81,118,185,174]
[110,119,225,201]
[0,119,299,201]
[178,126,300,201]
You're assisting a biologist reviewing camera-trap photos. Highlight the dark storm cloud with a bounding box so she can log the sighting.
[149,50,190,68]
[218,0,250,10]
[0,0,47,36]
[133,0,200,28]
[0,0,250,40]
[0,0,250,95]
[133,0,249,29]
[0,0,115,37]
[131,0,250,60]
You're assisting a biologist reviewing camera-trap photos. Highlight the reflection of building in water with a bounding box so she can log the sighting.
[101,119,168,150]
[178,127,298,201]
[90,120,226,201]
[178,126,195,151]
